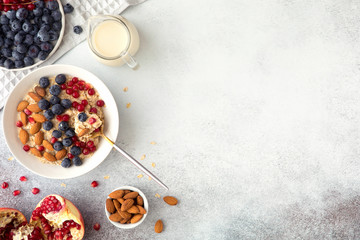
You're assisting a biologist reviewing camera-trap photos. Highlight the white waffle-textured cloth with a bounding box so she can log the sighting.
[0,0,133,108]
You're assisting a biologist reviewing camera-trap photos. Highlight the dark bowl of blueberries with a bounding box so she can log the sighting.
[0,0,65,70]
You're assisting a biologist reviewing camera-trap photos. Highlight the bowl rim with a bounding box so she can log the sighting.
[105,186,149,229]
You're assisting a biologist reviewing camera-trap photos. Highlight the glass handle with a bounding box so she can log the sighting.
[122,52,138,69]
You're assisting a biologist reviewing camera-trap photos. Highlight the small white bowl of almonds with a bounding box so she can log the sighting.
[105,186,149,229]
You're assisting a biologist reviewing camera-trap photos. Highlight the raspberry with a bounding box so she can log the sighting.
[62,114,70,121]
[56,115,63,121]
[87,141,94,148]
[1,182,8,189]
[90,107,97,114]
[13,190,21,196]
[72,101,79,108]
[19,176,27,182]
[32,188,40,195]
[66,88,73,95]
[28,117,35,124]
[93,223,100,231]
[51,137,57,144]
[82,148,90,155]
[72,91,80,98]
[88,89,95,95]
[60,84,67,90]
[38,146,45,151]
[16,121,23,127]
[72,85,79,91]
[24,109,32,115]
[96,100,105,107]
[77,104,85,112]
[23,145,30,152]
[81,100,88,106]
[88,118,96,124]
[91,181,98,188]
[72,77,78,83]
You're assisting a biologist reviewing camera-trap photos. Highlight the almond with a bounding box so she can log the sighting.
[19,129,29,144]
[154,220,163,233]
[124,191,139,199]
[29,122,41,134]
[32,114,46,123]
[34,131,44,145]
[124,190,131,194]
[109,190,124,199]
[137,205,147,215]
[163,196,178,206]
[118,198,125,204]
[20,112,27,126]
[78,128,89,137]
[127,205,139,214]
[27,104,41,113]
[136,195,144,206]
[126,220,131,224]
[113,199,121,212]
[106,199,116,214]
[28,92,42,102]
[43,140,54,151]
[109,212,122,222]
[30,148,42,157]
[17,101,29,112]
[119,211,132,220]
[55,149,67,160]
[43,152,56,162]
[120,199,134,212]
[34,86,46,97]
[130,214,143,224]
[120,218,128,224]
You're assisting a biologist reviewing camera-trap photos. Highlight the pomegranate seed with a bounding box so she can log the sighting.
[62,114,70,121]
[68,153,74,159]
[24,109,32,115]
[27,3,35,10]
[88,118,96,124]
[23,145,30,152]
[72,101,79,108]
[81,100,88,106]
[90,146,96,152]
[56,115,63,121]
[72,85,79,91]
[93,223,100,231]
[80,142,86,148]
[77,104,85,112]
[79,85,85,90]
[82,148,90,155]
[88,88,95,95]
[87,141,94,148]
[38,146,45,151]
[75,141,81,147]
[66,88,73,95]
[71,136,78,142]
[91,181,98,188]
[13,190,21,196]
[28,117,35,124]
[1,182,8,189]
[94,128,100,132]
[61,84,67,90]
[16,121,23,127]
[67,81,74,87]
[72,77,79,83]
[19,176,27,182]
[96,100,105,107]
[51,137,57,144]
[90,107,97,114]
[32,188,40,195]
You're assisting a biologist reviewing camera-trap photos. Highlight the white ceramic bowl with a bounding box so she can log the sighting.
[2,64,119,179]
[105,186,149,229]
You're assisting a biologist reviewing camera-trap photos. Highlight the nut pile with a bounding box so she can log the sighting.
[106,189,147,224]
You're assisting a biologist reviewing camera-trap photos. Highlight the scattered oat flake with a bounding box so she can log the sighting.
[7,156,14,161]
[150,141,156,145]
[137,174,143,178]
[123,87,128,92]
[140,154,146,160]
[148,176,152,181]
[61,183,66,188]
[155,193,161,198]
[151,163,156,168]
[126,103,131,108]
[104,175,110,179]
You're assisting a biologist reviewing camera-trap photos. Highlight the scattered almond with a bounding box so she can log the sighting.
[34,131,44,145]
[137,205,147,214]
[120,199,134,212]
[29,122,41,134]
[109,212,122,222]
[124,191,139,199]
[137,195,144,206]
[27,104,41,113]
[17,101,29,112]
[43,140,54,151]
[34,86,46,97]
[33,114,46,123]
[127,205,139,214]
[106,199,116,214]
[20,112,27,126]
[154,220,163,233]
[28,92,42,102]
[43,152,56,162]
[109,190,124,199]
[30,148,42,157]
[130,214,143,224]
[19,129,29,144]
[55,149,67,160]
[163,196,178,206]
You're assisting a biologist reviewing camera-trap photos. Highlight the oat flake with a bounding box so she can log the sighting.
[60,183,66,188]
[151,163,156,168]
[7,156,13,161]
[126,103,131,108]
[104,175,110,179]
[137,174,143,178]
[140,154,146,160]
[155,193,161,198]
[123,87,128,92]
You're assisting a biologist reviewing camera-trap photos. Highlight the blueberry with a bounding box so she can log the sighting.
[1,25,11,33]
[52,104,64,115]
[47,1,59,10]
[39,76,50,88]
[16,8,28,21]
[38,99,50,110]
[22,20,33,33]
[73,25,83,34]
[65,129,75,137]
[42,14,54,25]
[33,7,43,17]
[43,121,53,131]
[6,10,16,20]
[48,30,59,41]
[34,16,42,26]
[49,85,61,96]
[73,156,82,166]
[37,28,50,42]
[42,8,51,15]
[24,56,34,66]
[10,19,22,32]
[70,146,81,156]
[38,51,49,61]
[0,57,7,66]
[62,138,72,147]
[16,44,27,54]
[61,99,72,109]
[24,34,34,46]
[6,31,15,40]
[0,15,9,25]
[61,158,71,168]
[40,42,53,52]
[4,59,14,69]
[33,35,42,45]
[55,74,66,85]
[52,130,62,138]
[44,109,55,120]
[51,10,62,21]
[40,24,51,32]
[4,38,13,48]
[28,45,40,58]
[50,96,60,105]
[63,3,74,14]
[0,37,4,47]
[52,21,62,31]
[2,48,12,58]
[15,60,25,68]
[27,11,35,20]
[14,32,26,44]
[29,25,39,36]
[58,121,69,131]
[35,0,45,8]
[53,141,63,151]
[12,51,25,61]
[78,113,88,122]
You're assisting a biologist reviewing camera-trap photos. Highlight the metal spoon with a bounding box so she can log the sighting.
[117,0,148,14]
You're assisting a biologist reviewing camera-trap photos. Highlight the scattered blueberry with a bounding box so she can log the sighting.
[17,44,28,54]
[38,51,49,61]
[24,56,34,66]
[62,138,72,147]
[49,85,61,96]
[51,10,62,21]
[53,141,63,151]
[52,104,65,115]
[12,51,25,61]
[15,60,25,68]
[52,130,62,138]
[39,76,50,88]
[6,10,16,20]
[43,121,53,131]
[4,59,14,69]
[50,96,61,105]
[38,99,50,110]
[73,26,83,34]
[73,156,82,166]
[44,109,55,120]
[40,42,53,52]
[63,3,74,14]
[55,74,66,84]
[61,158,71,168]
[61,99,72,109]
[70,146,81,156]
[78,113,88,122]
[58,121,69,131]
[65,129,75,137]
[47,1,59,10]
[16,8,29,21]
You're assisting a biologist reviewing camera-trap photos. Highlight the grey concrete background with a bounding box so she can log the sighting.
[2,0,360,239]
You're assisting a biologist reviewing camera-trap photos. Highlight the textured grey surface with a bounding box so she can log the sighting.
[2,0,360,239]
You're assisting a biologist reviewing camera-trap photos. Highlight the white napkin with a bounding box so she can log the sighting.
[0,0,129,108]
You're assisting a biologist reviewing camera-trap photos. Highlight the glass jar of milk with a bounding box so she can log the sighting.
[87,15,140,69]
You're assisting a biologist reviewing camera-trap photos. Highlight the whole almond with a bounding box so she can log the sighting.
[127,205,139,214]
[43,152,56,162]
[106,199,116,214]
[120,199,134,212]
[154,220,163,233]
[19,129,29,144]
[124,191,139,199]
[109,190,124,199]
[113,199,121,211]
[124,190,131,194]
[136,195,144,206]
[55,149,67,160]
[137,205,147,215]
[163,196,178,206]
[118,198,125,204]
[120,218,128,224]
[30,148,42,157]
[27,104,41,113]
[20,112,27,126]
[109,212,122,222]
[17,101,29,112]
[78,128,89,137]
[43,140,54,151]
[34,131,44,145]
[33,114,46,123]
[28,92,42,102]
[119,211,132,220]
[130,214,143,224]
[126,220,131,224]
[29,122,41,134]
[34,86,46,97]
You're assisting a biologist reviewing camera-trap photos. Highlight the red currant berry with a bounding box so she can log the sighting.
[16,121,23,127]
[23,145,30,152]
[3,6,11,12]
[61,84,67,90]
[88,89,95,95]
[56,115,62,121]
[27,3,35,10]
[71,136,78,142]
[72,85,79,91]
[79,85,85,90]
[87,141,94,148]
[81,100,88,106]
[82,148,90,155]
[77,104,85,112]
[75,141,81,147]
[96,100,105,107]
[89,107,97,114]
[62,114,70,121]
[66,88,73,95]
[85,84,91,90]
[93,223,100,231]
[72,101,79,108]
[80,142,86,148]
[90,146,96,152]
[67,81,74,87]
[72,91,80,98]
[68,153,74,159]
[72,77,79,83]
